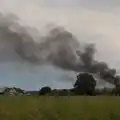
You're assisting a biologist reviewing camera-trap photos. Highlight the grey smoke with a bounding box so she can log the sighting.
[0,13,83,71]
[0,13,119,85]
[77,44,119,85]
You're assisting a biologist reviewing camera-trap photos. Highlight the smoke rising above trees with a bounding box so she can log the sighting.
[0,13,119,85]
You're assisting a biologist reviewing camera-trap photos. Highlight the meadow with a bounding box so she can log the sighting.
[0,96,120,120]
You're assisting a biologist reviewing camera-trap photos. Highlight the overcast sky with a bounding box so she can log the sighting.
[0,0,120,90]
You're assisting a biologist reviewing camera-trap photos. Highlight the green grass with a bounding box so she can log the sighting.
[0,96,120,120]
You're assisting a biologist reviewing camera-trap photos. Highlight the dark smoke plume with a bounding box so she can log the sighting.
[0,13,119,85]
[76,45,119,85]
[0,13,83,71]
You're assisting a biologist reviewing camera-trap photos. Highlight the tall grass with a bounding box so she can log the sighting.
[0,96,120,120]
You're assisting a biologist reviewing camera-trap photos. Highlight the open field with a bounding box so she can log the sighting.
[0,96,120,120]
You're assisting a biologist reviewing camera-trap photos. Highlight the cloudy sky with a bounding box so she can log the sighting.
[0,0,120,90]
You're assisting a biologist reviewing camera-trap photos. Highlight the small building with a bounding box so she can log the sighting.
[0,88,5,95]
[9,88,18,96]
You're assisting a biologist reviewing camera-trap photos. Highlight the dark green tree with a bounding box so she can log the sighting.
[39,86,51,95]
[74,73,96,95]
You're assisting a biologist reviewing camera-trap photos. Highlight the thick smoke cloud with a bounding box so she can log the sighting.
[77,44,119,85]
[0,13,119,85]
[0,13,82,71]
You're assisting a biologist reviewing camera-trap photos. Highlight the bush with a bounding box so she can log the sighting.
[39,86,52,95]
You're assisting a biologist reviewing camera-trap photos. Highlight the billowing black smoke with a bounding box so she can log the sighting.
[0,13,119,85]
[0,13,82,70]
[76,44,120,85]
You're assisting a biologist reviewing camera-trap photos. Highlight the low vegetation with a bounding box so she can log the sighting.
[0,73,120,120]
[0,96,120,120]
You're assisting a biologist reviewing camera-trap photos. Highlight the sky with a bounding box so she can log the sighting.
[0,0,120,90]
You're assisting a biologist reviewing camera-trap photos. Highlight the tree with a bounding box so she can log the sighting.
[112,76,120,96]
[58,89,69,96]
[74,73,96,95]
[39,86,51,95]
[114,76,120,87]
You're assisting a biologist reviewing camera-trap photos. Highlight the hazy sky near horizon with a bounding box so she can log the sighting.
[0,0,120,90]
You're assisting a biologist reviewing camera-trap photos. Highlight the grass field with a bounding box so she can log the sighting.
[0,96,120,120]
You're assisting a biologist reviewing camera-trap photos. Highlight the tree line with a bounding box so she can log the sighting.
[39,73,120,96]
